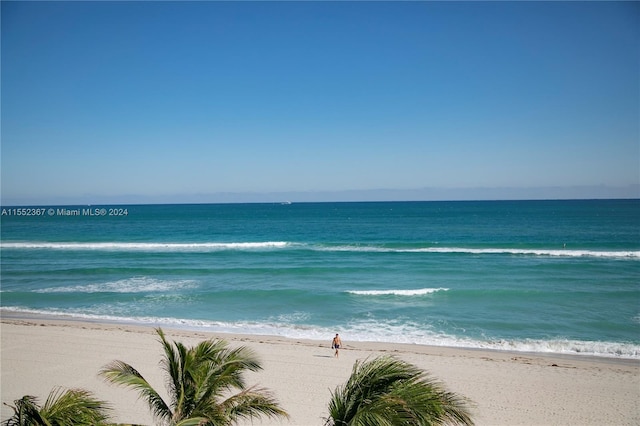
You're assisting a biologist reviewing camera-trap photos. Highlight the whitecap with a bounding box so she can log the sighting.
[33,276,197,293]
[1,241,291,252]
[347,288,449,296]
[2,307,638,359]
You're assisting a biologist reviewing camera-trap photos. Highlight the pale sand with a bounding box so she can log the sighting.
[1,316,639,425]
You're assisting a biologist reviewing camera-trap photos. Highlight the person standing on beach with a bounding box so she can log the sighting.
[332,333,342,358]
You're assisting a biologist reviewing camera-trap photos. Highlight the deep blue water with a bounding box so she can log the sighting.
[1,200,639,358]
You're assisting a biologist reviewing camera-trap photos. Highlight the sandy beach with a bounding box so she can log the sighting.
[1,314,638,425]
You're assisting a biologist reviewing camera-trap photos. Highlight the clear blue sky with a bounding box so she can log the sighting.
[2,1,638,205]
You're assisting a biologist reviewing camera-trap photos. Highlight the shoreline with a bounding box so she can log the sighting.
[2,314,639,425]
[4,311,636,365]
[2,308,637,362]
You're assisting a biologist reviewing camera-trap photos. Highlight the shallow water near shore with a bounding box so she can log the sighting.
[1,200,639,358]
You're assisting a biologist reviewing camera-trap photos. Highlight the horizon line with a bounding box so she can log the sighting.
[2,185,638,207]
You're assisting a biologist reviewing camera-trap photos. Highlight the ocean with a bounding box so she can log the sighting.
[1,200,639,358]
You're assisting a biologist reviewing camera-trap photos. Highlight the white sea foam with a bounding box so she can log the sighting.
[1,241,291,252]
[316,245,640,259]
[33,276,197,293]
[411,247,640,258]
[347,288,449,296]
[2,241,637,259]
[4,307,637,359]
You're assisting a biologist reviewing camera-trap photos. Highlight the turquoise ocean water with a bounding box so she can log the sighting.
[1,200,639,358]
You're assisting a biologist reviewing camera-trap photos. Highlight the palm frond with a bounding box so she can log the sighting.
[188,341,264,413]
[216,385,290,424]
[174,417,209,426]
[40,387,112,424]
[102,328,288,426]
[326,355,474,426]
[100,359,172,423]
[3,395,49,426]
[328,356,415,423]
[390,376,475,425]
[156,328,186,412]
[3,388,111,426]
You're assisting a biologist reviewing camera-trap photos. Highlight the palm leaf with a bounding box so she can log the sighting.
[40,388,109,424]
[40,387,112,424]
[159,330,197,422]
[100,359,172,423]
[101,328,288,425]
[3,395,49,426]
[3,388,111,426]
[174,417,209,426]
[326,355,474,426]
[216,385,290,424]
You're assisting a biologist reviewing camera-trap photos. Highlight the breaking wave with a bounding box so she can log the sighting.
[347,288,449,296]
[2,307,638,359]
[33,276,197,293]
[2,241,637,259]
[1,241,290,252]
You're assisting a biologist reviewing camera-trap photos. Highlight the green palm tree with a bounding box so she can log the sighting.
[100,328,288,426]
[3,387,112,426]
[325,355,474,426]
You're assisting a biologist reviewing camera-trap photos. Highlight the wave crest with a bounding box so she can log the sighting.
[1,241,290,252]
[2,241,637,259]
[2,307,638,359]
[34,276,197,293]
[347,288,449,296]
